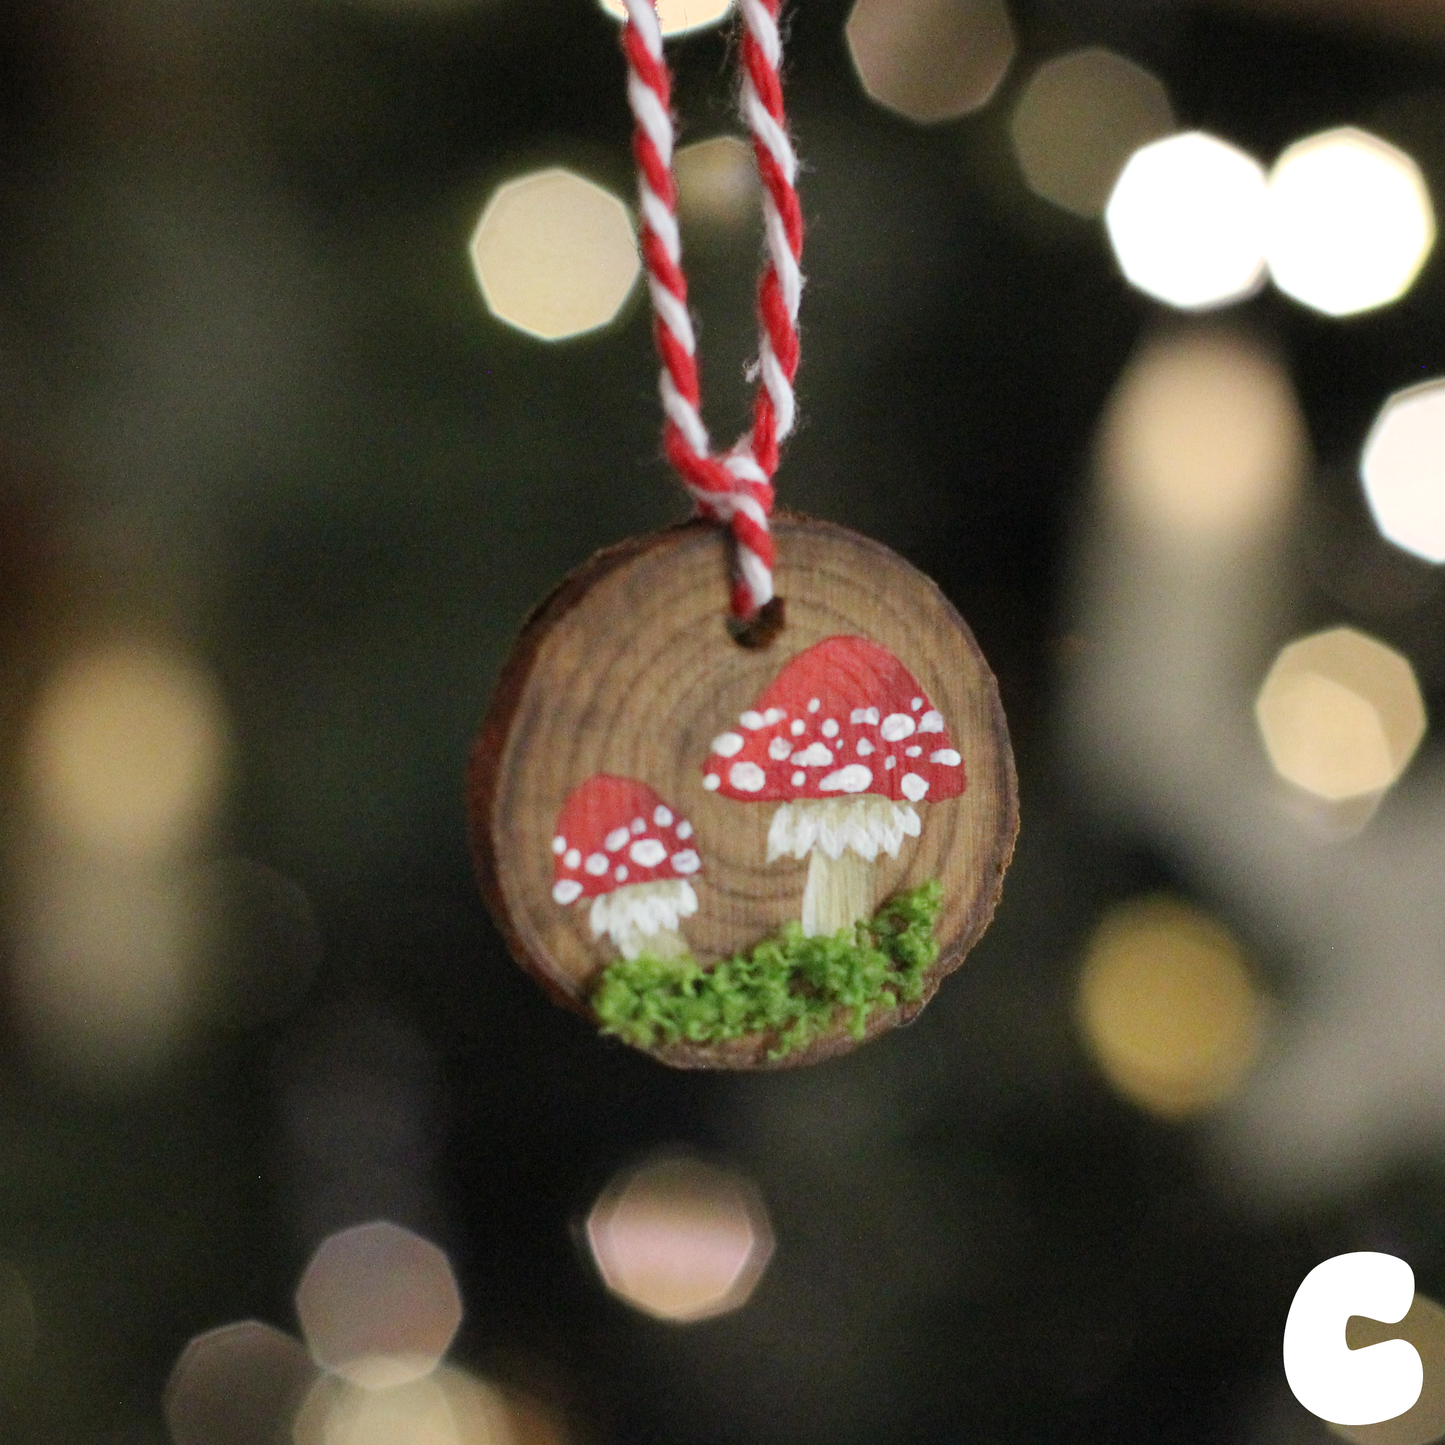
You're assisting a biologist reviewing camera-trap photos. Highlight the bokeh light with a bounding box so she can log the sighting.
[1266,127,1435,317]
[1337,1292,1445,1445]
[296,1221,462,1388]
[675,136,759,230]
[1255,627,1426,803]
[296,1375,455,1445]
[22,641,228,859]
[164,1320,317,1445]
[469,169,639,342]
[585,1154,773,1322]
[10,853,209,1082]
[294,1365,527,1445]
[1076,896,1266,1119]
[596,0,732,36]
[1361,379,1445,563]
[1095,327,1307,545]
[845,0,1016,125]
[1104,132,1268,309]
[1010,47,1175,218]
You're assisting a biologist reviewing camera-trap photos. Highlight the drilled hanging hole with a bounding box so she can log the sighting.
[727,596,786,649]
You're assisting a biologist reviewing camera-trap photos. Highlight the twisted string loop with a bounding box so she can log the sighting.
[622,0,803,623]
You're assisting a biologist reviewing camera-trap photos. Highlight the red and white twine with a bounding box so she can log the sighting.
[621,0,803,623]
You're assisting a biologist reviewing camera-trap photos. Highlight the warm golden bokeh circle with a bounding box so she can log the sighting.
[24,641,228,858]
[1096,327,1306,546]
[1077,896,1266,1118]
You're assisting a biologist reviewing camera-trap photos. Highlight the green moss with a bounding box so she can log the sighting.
[591,879,943,1059]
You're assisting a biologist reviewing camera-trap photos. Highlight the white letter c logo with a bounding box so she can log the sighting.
[1284,1252,1422,1426]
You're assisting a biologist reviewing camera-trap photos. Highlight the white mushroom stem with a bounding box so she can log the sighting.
[590,879,698,961]
[767,797,921,938]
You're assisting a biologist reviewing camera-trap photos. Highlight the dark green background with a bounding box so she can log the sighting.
[1,1,1444,1440]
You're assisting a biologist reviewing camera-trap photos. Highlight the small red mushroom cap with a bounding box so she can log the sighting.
[551,775,701,906]
[701,635,966,805]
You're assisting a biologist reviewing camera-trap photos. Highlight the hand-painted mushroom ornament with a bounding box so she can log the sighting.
[551,774,702,962]
[703,635,966,937]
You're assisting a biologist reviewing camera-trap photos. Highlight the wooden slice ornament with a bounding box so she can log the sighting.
[469,515,1017,1068]
[466,2,1017,1067]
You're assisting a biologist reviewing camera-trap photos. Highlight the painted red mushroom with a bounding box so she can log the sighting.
[702,635,966,937]
[551,774,702,962]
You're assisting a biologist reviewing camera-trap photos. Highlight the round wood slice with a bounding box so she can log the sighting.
[467,513,1018,1069]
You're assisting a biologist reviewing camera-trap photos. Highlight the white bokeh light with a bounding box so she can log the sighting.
[1361,379,1445,563]
[293,1365,539,1445]
[470,168,639,342]
[1267,127,1435,318]
[586,1154,773,1322]
[597,0,732,36]
[296,1222,463,1389]
[1105,131,1268,310]
[1255,627,1426,804]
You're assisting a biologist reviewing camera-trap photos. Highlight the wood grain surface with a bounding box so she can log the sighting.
[467,513,1018,1069]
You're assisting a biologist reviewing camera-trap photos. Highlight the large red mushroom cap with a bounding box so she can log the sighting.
[701,635,966,806]
[551,775,701,907]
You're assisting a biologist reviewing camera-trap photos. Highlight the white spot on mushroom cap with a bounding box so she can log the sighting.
[885,757,897,770]
[605,826,630,852]
[615,865,628,881]
[671,849,700,874]
[881,713,916,742]
[552,836,566,855]
[631,817,646,834]
[807,698,820,713]
[769,736,792,760]
[553,879,583,904]
[729,761,766,792]
[703,774,720,791]
[791,770,805,785]
[857,738,875,756]
[739,710,765,730]
[654,805,673,827]
[820,764,873,793]
[901,773,929,802]
[564,848,581,869]
[911,697,923,710]
[906,746,922,757]
[931,748,961,766]
[919,710,945,733]
[789,719,806,736]
[630,837,666,867]
[821,719,839,737]
[764,707,786,724]
[851,707,880,725]
[713,731,744,757]
[791,742,834,767]
[586,853,609,875]
[676,820,693,839]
